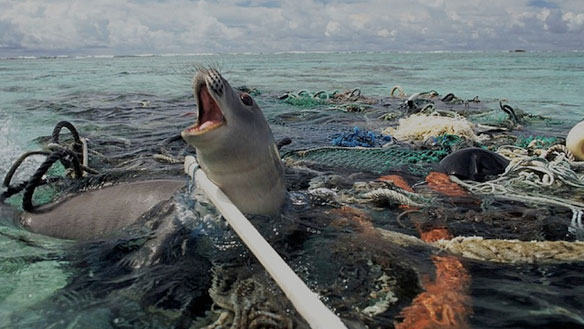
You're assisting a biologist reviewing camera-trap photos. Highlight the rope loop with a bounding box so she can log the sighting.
[22,149,82,211]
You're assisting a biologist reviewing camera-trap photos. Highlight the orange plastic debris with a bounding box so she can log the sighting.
[426,172,470,198]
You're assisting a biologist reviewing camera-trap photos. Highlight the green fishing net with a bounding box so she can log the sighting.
[514,135,559,149]
[283,96,327,108]
[283,146,449,176]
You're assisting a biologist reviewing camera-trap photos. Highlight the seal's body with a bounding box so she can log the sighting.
[181,69,286,216]
[11,69,284,240]
[20,179,184,240]
[440,147,509,182]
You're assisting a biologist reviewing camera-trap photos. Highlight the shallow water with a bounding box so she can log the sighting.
[0,52,583,328]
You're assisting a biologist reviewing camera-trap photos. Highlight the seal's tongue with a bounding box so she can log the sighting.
[197,85,224,131]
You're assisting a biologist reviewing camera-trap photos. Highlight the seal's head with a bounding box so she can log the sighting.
[182,69,286,216]
[182,69,269,149]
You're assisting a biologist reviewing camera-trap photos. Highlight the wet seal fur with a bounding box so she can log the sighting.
[12,69,285,240]
[181,68,286,216]
[19,179,185,240]
[439,147,509,182]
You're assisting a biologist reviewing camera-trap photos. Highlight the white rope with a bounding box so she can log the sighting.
[450,175,584,210]
[80,137,88,168]
[569,209,584,240]
[184,156,347,329]
[364,188,425,207]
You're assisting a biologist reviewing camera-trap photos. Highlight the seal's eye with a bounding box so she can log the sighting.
[240,93,253,106]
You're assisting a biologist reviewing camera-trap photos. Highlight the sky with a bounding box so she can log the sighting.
[0,0,583,56]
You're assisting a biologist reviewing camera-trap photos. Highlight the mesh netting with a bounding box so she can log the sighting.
[283,146,449,175]
[283,97,327,107]
[514,135,559,149]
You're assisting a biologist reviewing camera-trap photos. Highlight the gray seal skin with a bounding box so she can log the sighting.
[181,69,286,216]
[439,147,510,182]
[19,179,185,240]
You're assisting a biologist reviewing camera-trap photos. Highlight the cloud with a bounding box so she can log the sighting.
[0,0,582,56]
[528,0,558,9]
[563,11,584,32]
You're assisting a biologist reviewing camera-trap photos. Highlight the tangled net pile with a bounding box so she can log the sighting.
[282,84,584,265]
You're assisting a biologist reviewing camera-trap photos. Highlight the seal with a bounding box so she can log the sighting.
[439,147,509,182]
[20,179,184,240]
[181,68,286,216]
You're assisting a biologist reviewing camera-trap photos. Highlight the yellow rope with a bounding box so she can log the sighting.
[434,236,584,264]
[376,228,584,264]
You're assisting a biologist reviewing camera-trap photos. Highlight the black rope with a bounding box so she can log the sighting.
[22,149,83,211]
[1,181,29,202]
[52,120,84,165]
[441,93,456,102]
[162,134,185,146]
[277,137,292,150]
[3,151,50,188]
[499,101,519,123]
[159,134,187,156]
[1,121,103,210]
[52,121,81,145]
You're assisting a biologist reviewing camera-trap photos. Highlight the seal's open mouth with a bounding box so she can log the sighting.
[186,84,225,135]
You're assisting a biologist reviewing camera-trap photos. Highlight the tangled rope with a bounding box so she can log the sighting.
[376,227,584,264]
[384,112,479,143]
[152,134,186,164]
[328,103,371,113]
[21,149,82,211]
[279,88,378,107]
[492,145,583,189]
[434,236,584,264]
[448,147,584,240]
[331,127,391,147]
[390,85,406,97]
[278,90,329,107]
[540,144,576,162]
[499,101,519,123]
[363,188,427,207]
[1,121,97,210]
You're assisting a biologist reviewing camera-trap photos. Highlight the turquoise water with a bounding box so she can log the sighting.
[1,52,584,328]
[2,52,583,165]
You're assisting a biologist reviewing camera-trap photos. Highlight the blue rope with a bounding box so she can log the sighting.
[331,127,392,148]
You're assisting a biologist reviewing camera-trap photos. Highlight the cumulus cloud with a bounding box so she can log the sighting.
[0,0,582,56]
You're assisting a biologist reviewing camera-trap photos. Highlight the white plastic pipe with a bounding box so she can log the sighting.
[184,156,347,329]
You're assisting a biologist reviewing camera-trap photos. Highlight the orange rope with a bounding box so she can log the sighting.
[381,173,473,329]
[378,175,417,210]
[420,227,452,243]
[329,206,374,234]
[329,173,473,328]
[395,255,471,329]
[378,175,415,192]
[425,172,470,198]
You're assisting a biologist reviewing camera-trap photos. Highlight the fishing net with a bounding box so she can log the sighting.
[514,135,559,149]
[283,146,450,176]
